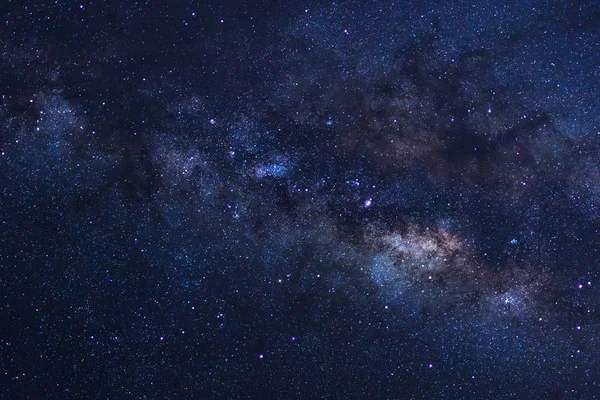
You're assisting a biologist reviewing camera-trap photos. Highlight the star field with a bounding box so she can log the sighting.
[1,0,600,398]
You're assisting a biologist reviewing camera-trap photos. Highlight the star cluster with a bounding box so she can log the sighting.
[1,0,600,398]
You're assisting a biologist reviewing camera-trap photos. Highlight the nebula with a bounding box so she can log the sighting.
[1,0,600,398]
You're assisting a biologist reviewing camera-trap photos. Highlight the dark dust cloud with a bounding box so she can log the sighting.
[1,0,600,398]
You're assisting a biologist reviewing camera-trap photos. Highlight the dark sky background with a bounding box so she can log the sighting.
[1,0,600,398]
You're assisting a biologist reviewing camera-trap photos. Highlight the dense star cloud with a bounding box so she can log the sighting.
[1,0,600,398]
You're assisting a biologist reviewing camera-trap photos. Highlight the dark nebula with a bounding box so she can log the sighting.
[1,0,600,398]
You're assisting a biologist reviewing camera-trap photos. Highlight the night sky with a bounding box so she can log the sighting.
[1,0,600,398]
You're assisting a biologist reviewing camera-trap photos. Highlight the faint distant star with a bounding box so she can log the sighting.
[364,198,372,208]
